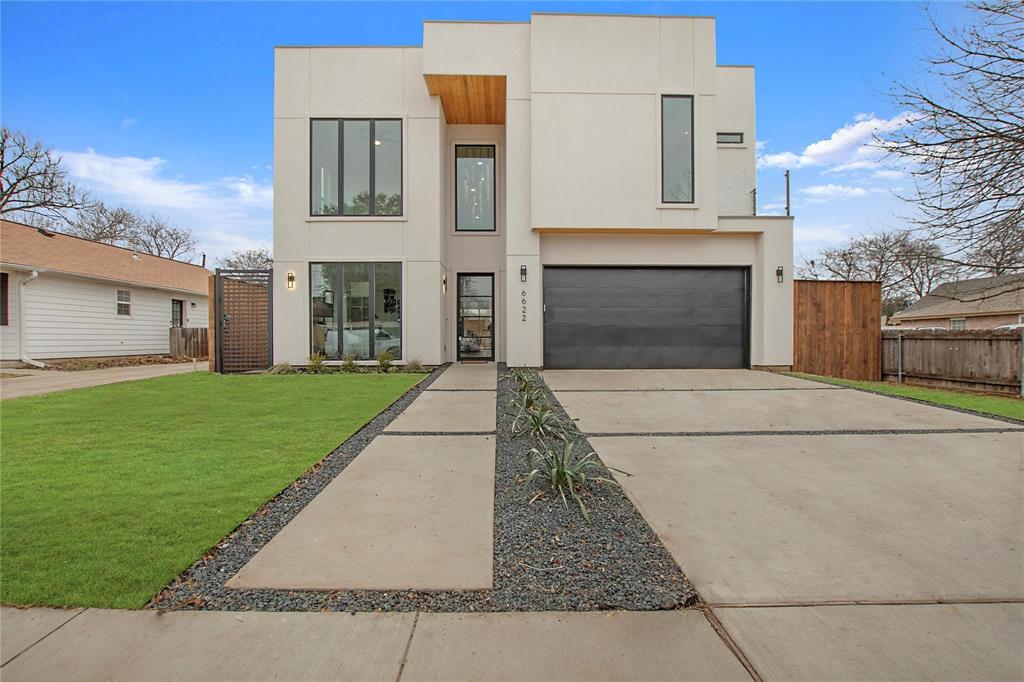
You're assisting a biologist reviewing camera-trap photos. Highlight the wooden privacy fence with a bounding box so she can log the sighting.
[792,279,882,381]
[169,327,209,358]
[883,329,1023,396]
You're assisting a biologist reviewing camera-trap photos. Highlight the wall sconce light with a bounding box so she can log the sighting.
[520,265,527,283]
[776,266,784,283]
[287,272,296,289]
[442,275,448,294]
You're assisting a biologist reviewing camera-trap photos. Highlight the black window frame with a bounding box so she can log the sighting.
[717,132,744,144]
[454,144,497,232]
[0,273,8,326]
[309,118,403,217]
[661,94,695,205]
[171,299,184,328]
[307,262,403,361]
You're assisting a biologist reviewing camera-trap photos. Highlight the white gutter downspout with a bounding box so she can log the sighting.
[18,270,46,368]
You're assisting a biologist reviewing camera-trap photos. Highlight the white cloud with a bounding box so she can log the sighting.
[873,169,906,181]
[59,148,272,260]
[793,222,852,245]
[121,118,138,129]
[799,183,872,203]
[758,112,914,171]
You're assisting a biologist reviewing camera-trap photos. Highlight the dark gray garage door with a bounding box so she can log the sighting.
[543,266,749,369]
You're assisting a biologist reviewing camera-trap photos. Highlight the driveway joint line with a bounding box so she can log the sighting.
[708,597,1024,608]
[394,611,419,682]
[552,387,844,392]
[425,388,497,392]
[382,431,496,436]
[0,607,87,669]
[585,427,1024,437]
[700,605,763,682]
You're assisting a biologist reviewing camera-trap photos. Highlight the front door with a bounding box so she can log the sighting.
[171,299,184,327]
[457,274,494,361]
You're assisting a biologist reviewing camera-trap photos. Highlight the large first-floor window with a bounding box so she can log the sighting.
[310,262,401,361]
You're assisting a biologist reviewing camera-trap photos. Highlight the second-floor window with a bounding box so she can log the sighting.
[455,145,496,231]
[311,119,402,217]
[662,95,694,204]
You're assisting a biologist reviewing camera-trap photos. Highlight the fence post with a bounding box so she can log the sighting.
[897,333,903,384]
[1020,328,1023,399]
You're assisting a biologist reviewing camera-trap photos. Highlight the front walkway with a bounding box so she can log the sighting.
[226,362,497,592]
[0,362,201,400]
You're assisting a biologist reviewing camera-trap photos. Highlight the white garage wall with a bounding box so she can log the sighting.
[18,272,208,360]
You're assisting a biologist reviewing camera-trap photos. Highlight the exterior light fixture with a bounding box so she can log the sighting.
[776,266,784,283]
[374,139,382,146]
[287,272,296,289]
[442,274,448,294]
[520,265,528,283]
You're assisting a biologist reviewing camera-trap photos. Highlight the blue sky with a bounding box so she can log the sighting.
[1,1,967,263]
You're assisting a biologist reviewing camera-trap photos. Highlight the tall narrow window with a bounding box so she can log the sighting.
[662,95,694,203]
[311,121,339,215]
[0,273,8,326]
[116,289,131,316]
[311,119,402,216]
[455,145,496,231]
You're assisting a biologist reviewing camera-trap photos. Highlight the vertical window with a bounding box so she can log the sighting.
[311,120,339,215]
[455,145,496,231]
[310,263,401,361]
[116,289,131,316]
[950,318,966,331]
[0,273,8,326]
[311,119,402,216]
[171,299,184,327]
[662,95,694,203]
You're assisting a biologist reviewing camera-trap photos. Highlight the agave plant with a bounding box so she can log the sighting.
[525,440,614,521]
[511,404,571,442]
[509,384,548,415]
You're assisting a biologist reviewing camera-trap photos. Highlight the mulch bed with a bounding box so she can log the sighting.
[44,355,198,371]
[151,364,696,612]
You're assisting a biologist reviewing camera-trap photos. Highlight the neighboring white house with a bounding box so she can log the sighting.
[272,12,794,369]
[0,219,210,365]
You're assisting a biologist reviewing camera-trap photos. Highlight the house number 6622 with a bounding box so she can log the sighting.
[521,291,527,322]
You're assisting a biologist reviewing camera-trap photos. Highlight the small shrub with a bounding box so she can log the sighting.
[510,385,548,415]
[511,404,571,442]
[341,353,359,373]
[376,350,394,373]
[405,359,423,372]
[526,440,613,521]
[307,352,329,374]
[504,366,535,393]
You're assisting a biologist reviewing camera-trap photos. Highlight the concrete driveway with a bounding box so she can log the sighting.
[0,362,201,400]
[546,368,1024,679]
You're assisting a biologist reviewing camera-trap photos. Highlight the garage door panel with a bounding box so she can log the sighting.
[543,266,749,369]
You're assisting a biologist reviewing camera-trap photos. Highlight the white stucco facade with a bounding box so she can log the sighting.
[273,13,794,369]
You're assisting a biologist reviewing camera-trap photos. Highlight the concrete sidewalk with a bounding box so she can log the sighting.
[0,362,201,400]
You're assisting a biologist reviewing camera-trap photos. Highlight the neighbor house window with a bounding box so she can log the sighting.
[662,95,694,203]
[717,132,744,144]
[310,262,401,361]
[116,289,131,316]
[950,318,966,331]
[455,145,496,231]
[0,273,8,326]
[311,119,402,216]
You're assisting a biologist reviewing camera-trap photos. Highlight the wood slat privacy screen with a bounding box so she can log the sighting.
[212,270,272,373]
[793,280,882,381]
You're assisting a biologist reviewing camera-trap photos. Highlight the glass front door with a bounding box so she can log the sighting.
[457,274,494,360]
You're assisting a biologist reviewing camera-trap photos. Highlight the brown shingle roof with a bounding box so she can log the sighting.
[0,220,210,295]
[890,274,1024,320]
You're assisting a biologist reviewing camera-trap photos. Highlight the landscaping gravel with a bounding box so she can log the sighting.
[152,364,695,612]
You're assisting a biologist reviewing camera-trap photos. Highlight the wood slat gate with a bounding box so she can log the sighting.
[213,269,272,373]
[793,279,882,381]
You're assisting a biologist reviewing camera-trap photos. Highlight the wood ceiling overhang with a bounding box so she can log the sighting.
[424,74,506,124]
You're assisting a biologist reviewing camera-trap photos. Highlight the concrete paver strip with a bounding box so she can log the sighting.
[0,607,83,666]
[556,386,1011,433]
[0,609,414,681]
[384,390,496,432]
[0,362,201,400]
[542,368,836,391]
[227,435,495,591]
[401,610,750,681]
[716,603,1024,681]
[426,362,496,390]
[592,433,1024,603]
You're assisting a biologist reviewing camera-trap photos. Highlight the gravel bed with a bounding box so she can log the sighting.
[151,364,695,612]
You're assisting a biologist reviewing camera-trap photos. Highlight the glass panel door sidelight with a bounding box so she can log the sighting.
[457,274,494,360]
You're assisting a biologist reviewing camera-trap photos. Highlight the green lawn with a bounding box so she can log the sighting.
[791,373,1024,422]
[0,371,424,609]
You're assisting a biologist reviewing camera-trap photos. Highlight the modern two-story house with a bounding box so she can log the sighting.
[272,12,794,369]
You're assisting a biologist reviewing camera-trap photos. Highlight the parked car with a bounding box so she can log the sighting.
[915,326,947,331]
[994,323,1024,330]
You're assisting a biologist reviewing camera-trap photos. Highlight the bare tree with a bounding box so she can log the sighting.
[883,0,1024,271]
[64,201,139,245]
[130,215,198,260]
[0,127,91,222]
[218,248,272,270]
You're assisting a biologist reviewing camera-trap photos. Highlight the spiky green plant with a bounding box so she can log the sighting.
[525,440,614,521]
[504,366,536,393]
[510,384,548,415]
[511,404,571,442]
[307,352,330,374]
[376,350,394,373]
[341,353,359,373]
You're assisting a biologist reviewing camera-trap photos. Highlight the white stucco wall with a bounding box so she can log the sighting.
[1,269,207,361]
